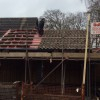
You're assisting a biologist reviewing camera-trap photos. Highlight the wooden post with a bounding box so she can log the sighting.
[81,14,90,100]
[21,82,24,100]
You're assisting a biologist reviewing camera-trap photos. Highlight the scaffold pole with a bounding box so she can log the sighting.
[81,14,90,100]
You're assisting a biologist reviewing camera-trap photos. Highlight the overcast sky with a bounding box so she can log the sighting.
[0,0,86,17]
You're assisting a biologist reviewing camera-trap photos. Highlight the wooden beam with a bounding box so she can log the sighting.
[0,52,100,60]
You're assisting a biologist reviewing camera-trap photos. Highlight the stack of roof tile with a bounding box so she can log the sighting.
[0,29,38,49]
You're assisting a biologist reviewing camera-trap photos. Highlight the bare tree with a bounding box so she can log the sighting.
[66,12,86,30]
[42,9,67,30]
[42,9,86,30]
[82,0,100,21]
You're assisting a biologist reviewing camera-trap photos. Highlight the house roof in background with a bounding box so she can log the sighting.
[0,17,37,31]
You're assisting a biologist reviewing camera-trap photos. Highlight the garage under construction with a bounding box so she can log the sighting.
[0,17,100,100]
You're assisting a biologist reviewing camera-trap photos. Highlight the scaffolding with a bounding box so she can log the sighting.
[0,18,100,100]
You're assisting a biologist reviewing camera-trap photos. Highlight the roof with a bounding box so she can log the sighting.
[0,29,87,51]
[0,17,38,37]
[0,17,88,52]
[0,17,37,30]
[39,30,86,50]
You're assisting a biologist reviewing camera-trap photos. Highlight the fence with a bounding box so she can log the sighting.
[0,82,18,100]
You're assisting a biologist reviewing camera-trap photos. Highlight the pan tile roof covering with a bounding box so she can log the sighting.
[39,30,86,50]
[0,17,88,51]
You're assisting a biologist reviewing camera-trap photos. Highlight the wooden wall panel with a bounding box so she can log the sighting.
[0,60,83,86]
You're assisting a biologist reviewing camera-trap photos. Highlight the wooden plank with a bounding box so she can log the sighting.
[0,52,100,60]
